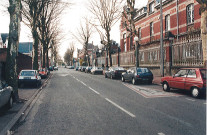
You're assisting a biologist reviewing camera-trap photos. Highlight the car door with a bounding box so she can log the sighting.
[0,83,10,108]
[124,69,131,80]
[185,69,198,90]
[128,68,135,81]
[170,69,188,89]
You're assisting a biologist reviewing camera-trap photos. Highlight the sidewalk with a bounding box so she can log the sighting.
[153,76,162,85]
[0,74,51,135]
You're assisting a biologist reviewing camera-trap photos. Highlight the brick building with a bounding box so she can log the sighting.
[77,43,99,66]
[119,0,203,76]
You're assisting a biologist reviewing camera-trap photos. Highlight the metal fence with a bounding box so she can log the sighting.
[172,34,203,66]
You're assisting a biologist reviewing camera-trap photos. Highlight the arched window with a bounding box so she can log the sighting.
[186,4,194,24]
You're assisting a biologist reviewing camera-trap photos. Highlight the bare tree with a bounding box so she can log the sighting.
[72,17,93,65]
[123,0,137,49]
[89,0,124,67]
[5,0,22,101]
[22,0,70,69]
[64,43,74,66]
[21,0,44,70]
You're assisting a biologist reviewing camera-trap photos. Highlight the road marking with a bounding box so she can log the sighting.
[81,81,87,86]
[186,98,195,102]
[158,133,165,135]
[89,87,100,95]
[105,98,136,118]
[204,103,206,105]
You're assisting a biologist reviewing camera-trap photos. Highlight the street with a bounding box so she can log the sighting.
[13,67,206,135]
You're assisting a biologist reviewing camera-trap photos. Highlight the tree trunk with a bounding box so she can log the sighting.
[6,0,21,101]
[46,50,49,68]
[201,9,207,67]
[32,28,39,70]
[42,47,46,68]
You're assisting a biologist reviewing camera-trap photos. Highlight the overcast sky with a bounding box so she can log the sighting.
[0,0,148,58]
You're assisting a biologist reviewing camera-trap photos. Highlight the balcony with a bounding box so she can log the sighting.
[134,7,147,21]
[155,0,173,9]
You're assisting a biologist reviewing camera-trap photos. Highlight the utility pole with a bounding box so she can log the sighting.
[160,0,164,77]
[6,0,22,101]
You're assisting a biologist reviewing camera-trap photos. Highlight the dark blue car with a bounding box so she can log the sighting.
[121,67,153,85]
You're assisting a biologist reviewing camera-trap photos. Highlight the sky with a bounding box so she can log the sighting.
[0,0,148,59]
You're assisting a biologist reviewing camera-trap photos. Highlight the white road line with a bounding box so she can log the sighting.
[81,81,87,86]
[204,103,207,105]
[88,87,100,95]
[105,98,136,118]
[158,133,165,135]
[186,98,195,102]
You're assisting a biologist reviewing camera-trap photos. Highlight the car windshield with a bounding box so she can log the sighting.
[137,68,150,73]
[21,71,35,76]
[200,69,206,79]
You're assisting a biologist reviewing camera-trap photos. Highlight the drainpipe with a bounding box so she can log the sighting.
[176,0,179,41]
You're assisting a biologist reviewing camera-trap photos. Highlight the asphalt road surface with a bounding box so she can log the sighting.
[13,67,206,135]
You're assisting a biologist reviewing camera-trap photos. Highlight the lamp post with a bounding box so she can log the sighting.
[134,36,139,69]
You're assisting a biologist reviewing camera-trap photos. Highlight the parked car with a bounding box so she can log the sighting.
[54,66,58,70]
[0,81,13,109]
[78,66,82,71]
[39,68,48,78]
[75,66,79,71]
[161,68,206,98]
[68,66,74,69]
[18,70,41,88]
[121,67,153,85]
[91,67,103,75]
[49,66,53,71]
[81,66,87,72]
[85,66,92,73]
[105,67,126,79]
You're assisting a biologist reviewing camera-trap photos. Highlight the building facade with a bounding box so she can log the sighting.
[119,0,203,76]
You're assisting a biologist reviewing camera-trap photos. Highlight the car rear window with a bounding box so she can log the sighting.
[21,71,35,76]
[137,68,150,73]
[200,69,206,79]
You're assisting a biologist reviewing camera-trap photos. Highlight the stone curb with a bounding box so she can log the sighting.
[0,74,53,135]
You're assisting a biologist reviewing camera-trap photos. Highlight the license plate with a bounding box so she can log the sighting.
[24,77,31,79]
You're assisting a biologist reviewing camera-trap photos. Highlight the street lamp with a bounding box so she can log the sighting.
[134,36,139,69]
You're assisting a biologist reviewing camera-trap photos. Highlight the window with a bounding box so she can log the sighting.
[124,42,127,52]
[149,2,154,13]
[150,22,154,37]
[175,70,188,77]
[187,70,196,78]
[187,4,194,24]
[140,52,144,61]
[138,27,141,39]
[123,33,126,39]
[165,15,170,31]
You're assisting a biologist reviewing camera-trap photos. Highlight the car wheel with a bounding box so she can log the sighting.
[132,78,136,85]
[105,74,107,78]
[7,95,13,109]
[121,76,125,82]
[191,87,200,98]
[163,82,170,92]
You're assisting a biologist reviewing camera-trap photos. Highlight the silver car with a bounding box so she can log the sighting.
[0,81,13,109]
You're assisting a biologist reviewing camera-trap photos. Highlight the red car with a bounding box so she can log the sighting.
[39,68,48,78]
[161,68,206,98]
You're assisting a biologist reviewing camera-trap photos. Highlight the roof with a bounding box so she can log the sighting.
[18,42,33,53]
[1,33,9,44]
